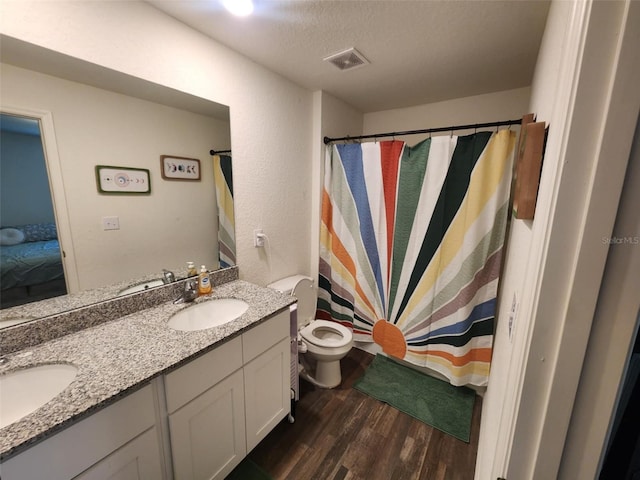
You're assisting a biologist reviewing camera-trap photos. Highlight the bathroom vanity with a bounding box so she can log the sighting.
[0,278,294,480]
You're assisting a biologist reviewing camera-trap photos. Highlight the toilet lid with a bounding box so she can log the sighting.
[300,320,352,348]
[292,278,315,326]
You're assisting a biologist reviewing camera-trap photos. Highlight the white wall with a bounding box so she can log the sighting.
[363,87,531,142]
[475,3,576,476]
[477,1,640,478]
[0,0,314,287]
[1,64,229,290]
[0,130,55,226]
[558,112,640,479]
[509,2,638,477]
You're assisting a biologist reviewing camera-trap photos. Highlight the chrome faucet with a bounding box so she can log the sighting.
[174,279,198,304]
[162,269,176,284]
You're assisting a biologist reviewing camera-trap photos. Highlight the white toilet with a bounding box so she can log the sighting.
[268,275,353,388]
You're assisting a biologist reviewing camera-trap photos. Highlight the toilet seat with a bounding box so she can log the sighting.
[300,320,352,348]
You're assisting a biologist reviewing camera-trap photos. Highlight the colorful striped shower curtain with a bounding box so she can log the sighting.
[317,130,516,386]
[213,154,236,268]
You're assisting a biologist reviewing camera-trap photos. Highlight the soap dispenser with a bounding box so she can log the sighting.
[186,261,197,277]
[198,265,212,295]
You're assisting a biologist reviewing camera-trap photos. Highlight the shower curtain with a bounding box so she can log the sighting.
[317,130,516,386]
[213,154,236,268]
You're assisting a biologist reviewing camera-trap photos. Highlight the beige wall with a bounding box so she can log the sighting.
[363,86,531,142]
[1,64,229,290]
[0,0,314,287]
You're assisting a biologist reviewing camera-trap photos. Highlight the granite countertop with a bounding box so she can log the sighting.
[0,267,197,327]
[0,280,295,460]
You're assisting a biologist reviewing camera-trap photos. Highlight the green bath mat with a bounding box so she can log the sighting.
[226,458,272,480]
[353,354,475,442]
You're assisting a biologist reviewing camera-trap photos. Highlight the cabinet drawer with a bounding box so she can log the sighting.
[242,309,290,364]
[165,336,242,414]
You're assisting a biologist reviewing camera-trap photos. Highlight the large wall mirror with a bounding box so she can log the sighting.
[0,36,234,326]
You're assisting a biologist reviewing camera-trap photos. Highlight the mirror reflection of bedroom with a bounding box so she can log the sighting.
[0,113,67,308]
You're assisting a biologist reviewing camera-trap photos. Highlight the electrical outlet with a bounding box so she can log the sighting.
[102,216,120,231]
[254,229,265,247]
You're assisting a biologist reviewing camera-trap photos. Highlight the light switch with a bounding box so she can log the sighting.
[102,216,120,231]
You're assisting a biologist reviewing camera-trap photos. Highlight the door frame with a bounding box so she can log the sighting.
[2,105,80,293]
[494,1,640,478]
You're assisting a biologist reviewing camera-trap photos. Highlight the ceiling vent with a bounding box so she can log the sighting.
[323,48,369,71]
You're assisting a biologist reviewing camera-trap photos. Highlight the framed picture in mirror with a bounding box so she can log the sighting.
[161,155,201,181]
[95,165,151,194]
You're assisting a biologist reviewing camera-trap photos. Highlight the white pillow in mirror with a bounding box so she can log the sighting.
[0,228,25,245]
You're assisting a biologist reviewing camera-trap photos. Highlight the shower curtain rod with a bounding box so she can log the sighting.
[323,118,522,145]
[209,149,231,155]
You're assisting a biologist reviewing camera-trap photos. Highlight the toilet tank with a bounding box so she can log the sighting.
[267,275,315,327]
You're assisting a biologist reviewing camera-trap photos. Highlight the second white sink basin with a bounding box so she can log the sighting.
[168,298,249,332]
[117,279,165,296]
[0,363,78,429]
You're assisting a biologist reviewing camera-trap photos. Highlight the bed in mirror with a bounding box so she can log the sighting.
[0,36,234,327]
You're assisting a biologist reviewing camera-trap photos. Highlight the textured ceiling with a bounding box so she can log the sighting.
[148,0,550,113]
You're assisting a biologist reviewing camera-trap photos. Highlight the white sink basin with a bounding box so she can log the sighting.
[0,363,78,429]
[168,298,249,332]
[117,279,165,296]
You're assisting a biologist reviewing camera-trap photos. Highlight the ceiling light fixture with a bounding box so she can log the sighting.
[222,0,254,17]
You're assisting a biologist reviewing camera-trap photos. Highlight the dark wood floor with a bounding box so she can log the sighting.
[248,348,482,480]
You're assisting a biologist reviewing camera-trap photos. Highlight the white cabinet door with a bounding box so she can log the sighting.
[74,428,163,480]
[244,337,290,452]
[169,369,246,480]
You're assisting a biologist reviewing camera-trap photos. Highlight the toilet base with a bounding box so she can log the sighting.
[315,359,342,388]
[299,356,342,389]
[300,364,341,389]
